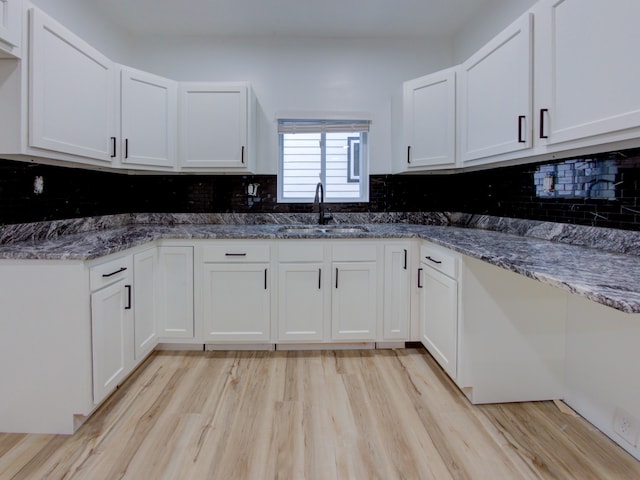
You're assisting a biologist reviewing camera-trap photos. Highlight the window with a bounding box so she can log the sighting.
[278,119,370,203]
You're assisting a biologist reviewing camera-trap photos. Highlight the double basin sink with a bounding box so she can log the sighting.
[277,225,370,235]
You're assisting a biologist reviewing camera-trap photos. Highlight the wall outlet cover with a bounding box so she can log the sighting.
[613,407,640,447]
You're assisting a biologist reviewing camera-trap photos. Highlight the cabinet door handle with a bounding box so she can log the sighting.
[241,146,245,164]
[264,268,268,290]
[102,267,127,277]
[539,109,549,139]
[407,145,411,164]
[110,137,116,158]
[335,268,339,289]
[418,268,423,288]
[403,249,408,270]
[518,115,526,143]
[125,138,129,159]
[225,253,247,257]
[318,268,322,289]
[125,285,132,310]
[425,256,442,265]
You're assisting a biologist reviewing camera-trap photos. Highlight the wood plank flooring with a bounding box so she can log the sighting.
[1,348,639,479]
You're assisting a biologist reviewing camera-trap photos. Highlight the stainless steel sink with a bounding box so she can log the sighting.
[322,226,370,234]
[277,225,369,235]
[277,226,324,234]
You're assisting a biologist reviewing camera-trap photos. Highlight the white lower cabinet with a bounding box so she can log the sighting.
[331,261,378,340]
[278,262,325,342]
[157,246,194,339]
[383,244,411,340]
[90,255,134,404]
[419,243,458,380]
[201,242,271,342]
[133,248,158,359]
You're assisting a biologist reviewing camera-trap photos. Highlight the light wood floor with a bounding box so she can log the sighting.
[1,348,639,480]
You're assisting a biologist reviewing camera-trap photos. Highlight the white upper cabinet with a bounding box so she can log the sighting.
[460,13,533,166]
[179,82,256,172]
[403,67,456,171]
[28,8,116,165]
[534,0,640,148]
[0,0,22,57]
[119,66,177,170]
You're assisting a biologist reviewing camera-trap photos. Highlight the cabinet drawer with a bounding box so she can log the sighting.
[420,242,458,279]
[278,242,324,262]
[203,243,270,263]
[332,243,377,262]
[90,255,132,291]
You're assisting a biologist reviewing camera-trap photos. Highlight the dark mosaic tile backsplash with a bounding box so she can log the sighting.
[2,147,640,230]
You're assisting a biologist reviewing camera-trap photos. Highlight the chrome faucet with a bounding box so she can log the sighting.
[314,182,332,225]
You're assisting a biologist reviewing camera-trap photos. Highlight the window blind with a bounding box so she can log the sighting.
[278,119,371,134]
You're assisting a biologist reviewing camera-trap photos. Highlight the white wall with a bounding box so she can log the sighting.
[28,0,134,61]
[125,35,452,174]
[565,295,640,461]
[452,0,536,63]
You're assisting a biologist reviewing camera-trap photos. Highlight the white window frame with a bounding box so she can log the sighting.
[277,118,370,203]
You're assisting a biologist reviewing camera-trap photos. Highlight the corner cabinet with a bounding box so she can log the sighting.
[383,243,411,340]
[0,0,22,57]
[157,245,194,340]
[28,8,116,166]
[179,82,256,172]
[119,66,177,170]
[459,13,533,166]
[402,67,456,171]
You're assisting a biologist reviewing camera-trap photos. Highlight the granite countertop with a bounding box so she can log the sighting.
[0,217,639,314]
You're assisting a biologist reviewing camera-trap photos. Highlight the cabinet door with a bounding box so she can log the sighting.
[91,280,132,403]
[133,249,157,360]
[278,263,324,341]
[331,262,377,341]
[157,246,194,339]
[403,68,456,170]
[383,245,410,340]
[179,83,249,170]
[29,9,115,163]
[421,266,457,380]
[0,0,21,54]
[460,13,532,165]
[120,66,177,169]
[203,263,270,341]
[535,0,640,146]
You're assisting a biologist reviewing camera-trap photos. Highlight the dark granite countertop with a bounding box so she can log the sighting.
[0,216,639,314]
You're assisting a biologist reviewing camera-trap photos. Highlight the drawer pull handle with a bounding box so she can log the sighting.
[225,253,247,257]
[418,268,423,288]
[102,267,127,277]
[125,285,132,310]
[425,256,442,265]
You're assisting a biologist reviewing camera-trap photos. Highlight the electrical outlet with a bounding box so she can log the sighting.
[613,407,640,447]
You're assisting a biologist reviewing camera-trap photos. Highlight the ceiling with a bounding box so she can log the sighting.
[80,0,500,38]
